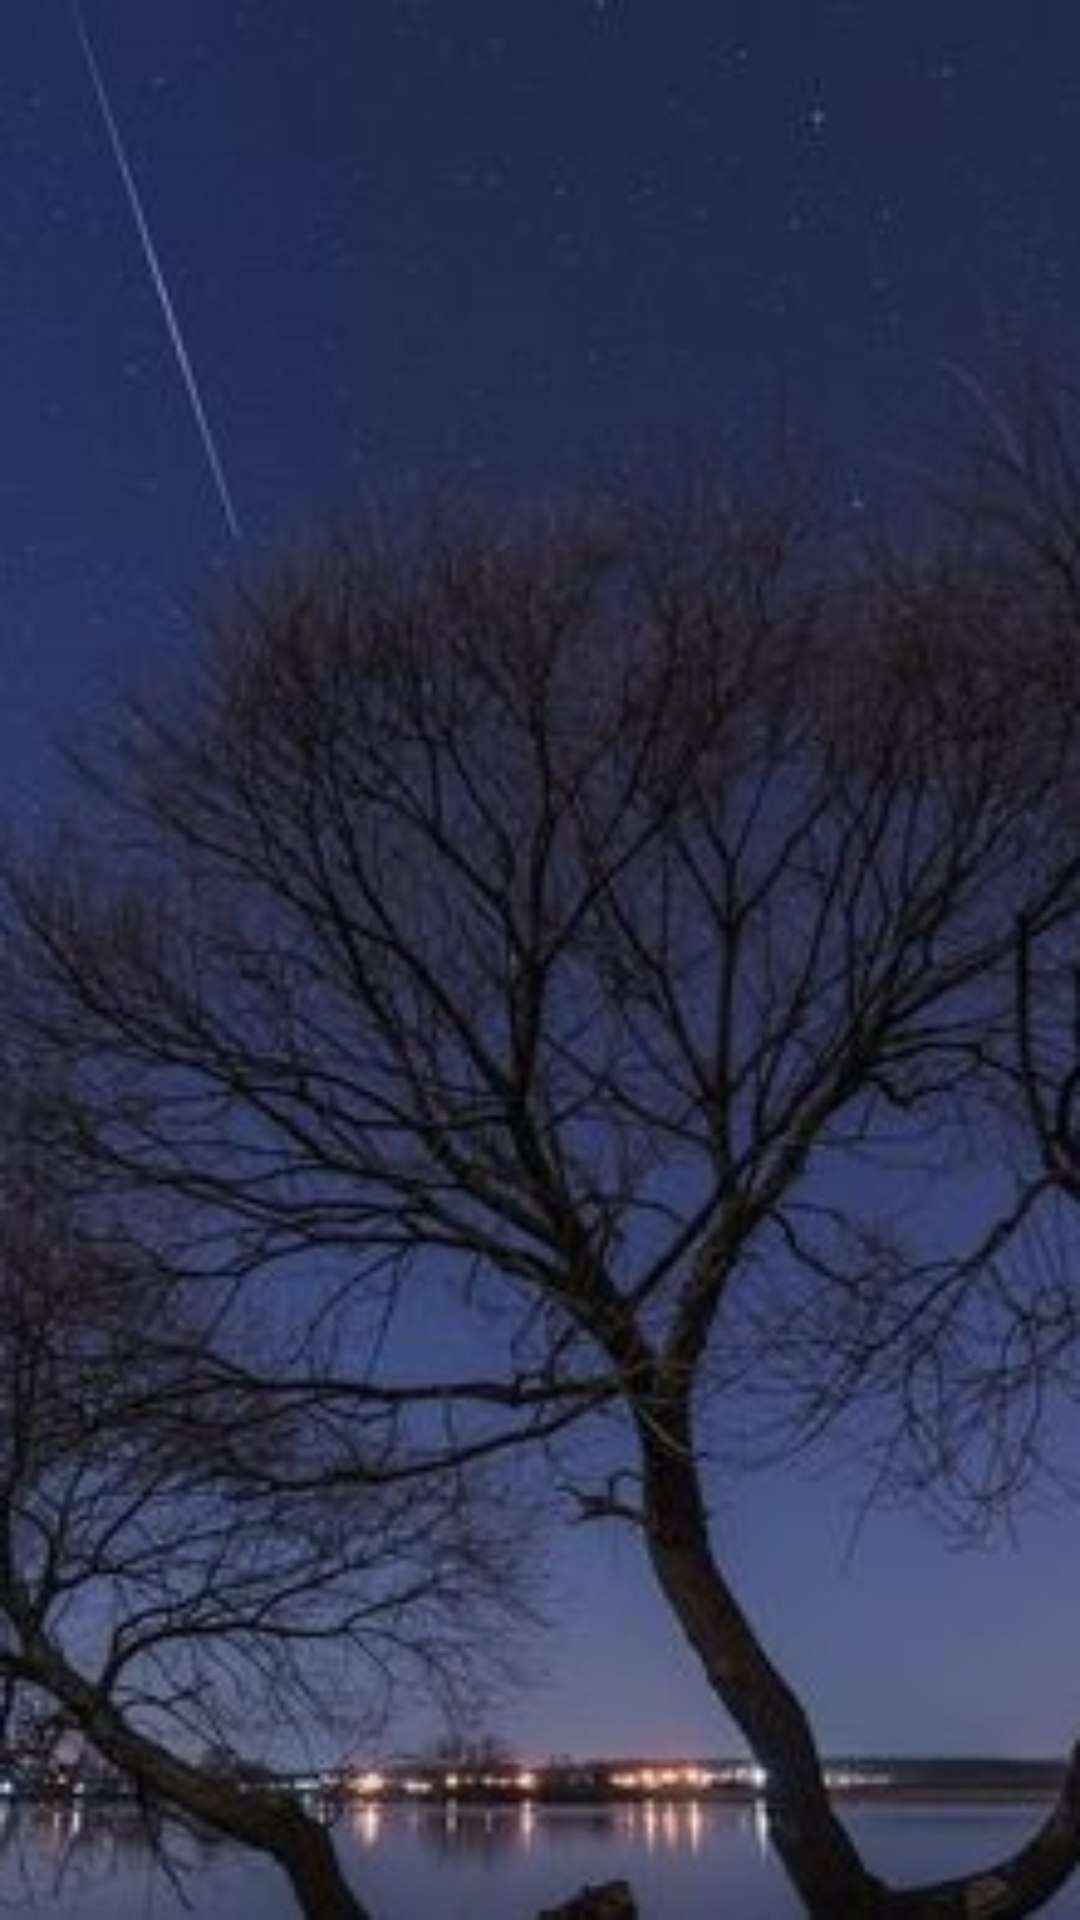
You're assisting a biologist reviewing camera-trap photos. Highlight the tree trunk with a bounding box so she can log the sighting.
[266,1805,373,1920]
[635,1398,1080,1918]
[636,1398,885,1914]
[20,1633,371,1920]
[883,1743,1080,1917]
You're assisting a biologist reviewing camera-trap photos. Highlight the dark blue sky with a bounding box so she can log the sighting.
[6,1,1080,1761]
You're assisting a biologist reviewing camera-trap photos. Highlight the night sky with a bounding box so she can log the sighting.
[6,1,1080,1762]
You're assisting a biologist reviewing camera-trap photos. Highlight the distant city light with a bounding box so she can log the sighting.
[0,1752,901,1810]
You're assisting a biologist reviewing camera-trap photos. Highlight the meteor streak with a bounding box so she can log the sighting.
[69,0,242,541]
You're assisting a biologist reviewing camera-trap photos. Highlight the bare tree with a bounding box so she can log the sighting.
[7,471,1080,1917]
[0,1079,535,1920]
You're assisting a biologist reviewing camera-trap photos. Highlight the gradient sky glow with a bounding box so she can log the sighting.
[6,1,1080,1761]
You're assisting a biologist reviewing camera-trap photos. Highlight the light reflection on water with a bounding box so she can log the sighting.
[4,1800,1080,1919]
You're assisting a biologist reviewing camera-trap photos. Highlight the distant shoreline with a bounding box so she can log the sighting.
[6,1761,1064,1812]
[417,1783,1062,1798]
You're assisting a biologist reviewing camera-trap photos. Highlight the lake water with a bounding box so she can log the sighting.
[3,1799,1080,1918]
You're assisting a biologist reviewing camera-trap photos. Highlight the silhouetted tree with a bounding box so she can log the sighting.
[0,1079,535,1920]
[7,452,1080,1917]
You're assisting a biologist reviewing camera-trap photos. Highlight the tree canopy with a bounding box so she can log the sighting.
[6,450,1080,1916]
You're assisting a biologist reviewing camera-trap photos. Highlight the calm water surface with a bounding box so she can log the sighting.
[3,1800,1079,1918]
